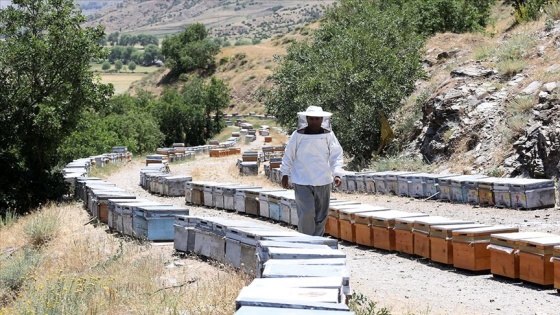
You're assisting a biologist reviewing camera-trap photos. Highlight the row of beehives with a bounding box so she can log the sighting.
[173,216,355,313]
[182,179,560,289]
[185,181,302,226]
[324,201,560,288]
[146,145,205,166]
[139,164,193,197]
[265,169,557,210]
[74,176,190,241]
[69,160,354,313]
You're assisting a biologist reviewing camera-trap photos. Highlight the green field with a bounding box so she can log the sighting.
[90,63,159,94]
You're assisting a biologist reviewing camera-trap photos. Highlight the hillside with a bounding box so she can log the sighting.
[125,2,560,179]
[82,0,334,41]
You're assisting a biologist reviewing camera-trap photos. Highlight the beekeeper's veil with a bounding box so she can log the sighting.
[297,106,332,131]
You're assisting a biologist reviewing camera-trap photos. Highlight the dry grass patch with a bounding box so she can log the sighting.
[0,201,249,315]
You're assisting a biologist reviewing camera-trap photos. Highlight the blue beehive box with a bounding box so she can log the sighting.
[133,205,190,241]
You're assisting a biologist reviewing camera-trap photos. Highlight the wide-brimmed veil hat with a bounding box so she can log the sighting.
[297,106,332,117]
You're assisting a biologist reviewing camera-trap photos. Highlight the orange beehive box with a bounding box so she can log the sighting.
[518,235,560,286]
[412,217,473,259]
[394,217,418,254]
[337,205,389,243]
[228,147,241,155]
[264,136,272,143]
[325,201,360,238]
[554,246,560,290]
[489,232,551,279]
[452,225,519,271]
[429,223,488,265]
[369,211,428,252]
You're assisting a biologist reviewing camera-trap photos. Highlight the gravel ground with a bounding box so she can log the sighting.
[106,140,560,315]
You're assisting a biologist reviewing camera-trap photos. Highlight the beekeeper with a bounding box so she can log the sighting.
[281,106,344,236]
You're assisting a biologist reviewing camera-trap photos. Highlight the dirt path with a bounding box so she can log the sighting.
[106,139,560,315]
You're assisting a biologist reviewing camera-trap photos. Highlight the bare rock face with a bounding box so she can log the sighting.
[405,28,560,179]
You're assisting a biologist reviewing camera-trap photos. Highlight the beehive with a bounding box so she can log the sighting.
[394,217,417,254]
[337,205,390,244]
[360,210,426,250]
[518,235,560,285]
[553,245,560,290]
[488,232,551,279]
[412,217,473,259]
[452,225,518,272]
[325,201,361,239]
[429,223,488,265]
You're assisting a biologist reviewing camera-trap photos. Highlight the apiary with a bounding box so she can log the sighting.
[132,205,190,241]
[518,235,560,285]
[262,236,338,249]
[429,223,488,265]
[213,183,240,209]
[268,191,291,222]
[464,177,495,205]
[437,176,458,201]
[492,179,513,208]
[344,173,358,192]
[279,191,297,225]
[325,201,361,239]
[385,171,415,195]
[337,205,390,244]
[119,202,168,236]
[235,285,350,312]
[373,171,393,194]
[451,225,519,271]
[243,188,285,216]
[369,211,428,251]
[422,174,460,199]
[225,186,260,211]
[161,175,191,197]
[397,172,419,197]
[226,226,303,247]
[93,192,136,224]
[202,182,218,207]
[509,178,555,210]
[477,177,506,207]
[240,161,259,176]
[363,173,376,193]
[394,217,418,254]
[554,245,560,290]
[412,217,474,259]
[449,175,488,204]
[235,306,355,315]
[488,231,551,279]
[107,198,148,231]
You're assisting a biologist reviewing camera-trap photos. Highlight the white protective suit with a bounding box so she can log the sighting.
[280,129,344,185]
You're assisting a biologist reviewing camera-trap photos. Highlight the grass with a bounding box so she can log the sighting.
[0,202,249,315]
[367,156,433,173]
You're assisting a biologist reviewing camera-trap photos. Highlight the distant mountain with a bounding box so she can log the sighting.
[81,0,334,40]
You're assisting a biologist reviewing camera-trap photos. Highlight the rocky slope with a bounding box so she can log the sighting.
[402,20,560,180]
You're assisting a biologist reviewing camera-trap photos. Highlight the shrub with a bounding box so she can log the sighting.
[348,292,391,315]
[24,208,61,248]
[545,0,560,20]
[0,210,18,228]
[0,248,42,292]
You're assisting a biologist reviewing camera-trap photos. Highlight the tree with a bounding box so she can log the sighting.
[108,45,124,63]
[265,0,425,169]
[161,23,220,77]
[151,77,230,146]
[114,60,123,72]
[102,60,111,71]
[0,0,113,214]
[107,31,119,46]
[128,61,137,72]
[143,44,160,65]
